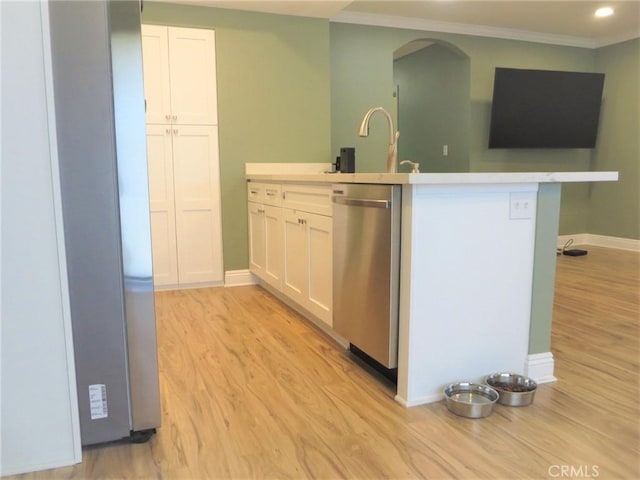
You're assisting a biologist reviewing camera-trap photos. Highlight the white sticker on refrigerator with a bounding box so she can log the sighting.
[89,384,108,419]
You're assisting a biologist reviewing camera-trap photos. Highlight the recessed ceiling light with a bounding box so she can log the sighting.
[595,7,614,18]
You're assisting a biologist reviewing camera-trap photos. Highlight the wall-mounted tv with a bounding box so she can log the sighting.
[488,67,605,149]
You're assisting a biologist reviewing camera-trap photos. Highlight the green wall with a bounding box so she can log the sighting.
[329,24,638,355]
[331,22,600,234]
[393,43,470,173]
[143,2,331,270]
[530,183,562,354]
[142,4,638,273]
[589,39,640,239]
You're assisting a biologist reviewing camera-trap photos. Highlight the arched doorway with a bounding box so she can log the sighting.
[393,39,470,172]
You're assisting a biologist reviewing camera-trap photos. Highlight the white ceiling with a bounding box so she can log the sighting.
[156,0,640,47]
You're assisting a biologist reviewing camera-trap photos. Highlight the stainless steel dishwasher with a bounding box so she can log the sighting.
[332,184,401,369]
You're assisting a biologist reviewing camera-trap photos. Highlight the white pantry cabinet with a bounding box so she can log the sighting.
[142,25,223,287]
[141,25,218,126]
[172,125,223,284]
[146,124,178,285]
[145,123,223,285]
[247,183,283,289]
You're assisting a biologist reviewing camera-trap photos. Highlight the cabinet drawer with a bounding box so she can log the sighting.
[282,184,332,217]
[247,183,264,203]
[247,182,282,206]
[263,184,282,207]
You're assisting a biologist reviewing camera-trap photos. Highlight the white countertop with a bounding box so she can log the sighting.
[246,171,619,185]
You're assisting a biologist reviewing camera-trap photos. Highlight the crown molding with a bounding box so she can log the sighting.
[595,30,640,48]
[331,11,600,49]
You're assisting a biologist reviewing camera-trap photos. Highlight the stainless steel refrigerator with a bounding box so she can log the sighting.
[48,0,161,445]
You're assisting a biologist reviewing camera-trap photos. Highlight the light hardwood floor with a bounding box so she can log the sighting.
[13,246,639,479]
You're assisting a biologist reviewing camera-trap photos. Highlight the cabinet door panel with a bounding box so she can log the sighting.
[248,202,265,276]
[149,211,178,285]
[168,27,218,125]
[141,25,171,124]
[306,213,332,325]
[177,210,219,283]
[146,125,177,285]
[264,205,283,288]
[282,209,306,302]
[172,125,223,284]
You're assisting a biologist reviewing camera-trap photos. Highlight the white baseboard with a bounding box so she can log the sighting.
[154,280,224,291]
[153,270,256,291]
[224,269,257,287]
[557,233,589,249]
[558,233,640,252]
[525,352,557,384]
[395,392,442,407]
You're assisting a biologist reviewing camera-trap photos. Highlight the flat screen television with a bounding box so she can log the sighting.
[488,67,605,149]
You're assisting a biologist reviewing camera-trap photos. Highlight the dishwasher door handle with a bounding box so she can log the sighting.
[333,196,390,208]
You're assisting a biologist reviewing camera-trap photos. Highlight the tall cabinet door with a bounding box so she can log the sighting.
[172,125,223,284]
[146,124,178,285]
[282,209,307,303]
[141,25,171,124]
[305,212,332,325]
[264,205,283,288]
[248,202,266,276]
[168,27,218,125]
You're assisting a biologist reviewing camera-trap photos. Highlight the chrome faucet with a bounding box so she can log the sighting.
[359,107,400,173]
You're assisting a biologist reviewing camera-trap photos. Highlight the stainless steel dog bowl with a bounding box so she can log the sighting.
[443,382,499,418]
[485,373,537,407]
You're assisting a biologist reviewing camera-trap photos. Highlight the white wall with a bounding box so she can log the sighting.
[397,183,537,406]
[0,1,81,475]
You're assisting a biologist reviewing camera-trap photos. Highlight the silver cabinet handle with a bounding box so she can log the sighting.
[333,197,390,208]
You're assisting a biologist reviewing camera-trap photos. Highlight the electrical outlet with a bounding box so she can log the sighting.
[509,192,534,219]
[442,144,448,156]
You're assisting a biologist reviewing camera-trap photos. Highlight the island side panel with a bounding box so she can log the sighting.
[526,183,562,382]
[397,183,538,406]
[396,185,415,406]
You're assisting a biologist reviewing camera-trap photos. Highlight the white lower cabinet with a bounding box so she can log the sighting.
[248,202,266,276]
[248,182,333,327]
[282,209,333,326]
[306,213,332,324]
[248,202,283,289]
[282,209,307,300]
[263,206,284,287]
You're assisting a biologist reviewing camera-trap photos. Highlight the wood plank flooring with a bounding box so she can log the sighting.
[11,246,639,479]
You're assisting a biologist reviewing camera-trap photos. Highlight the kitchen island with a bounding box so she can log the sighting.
[246,164,618,406]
